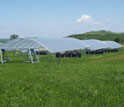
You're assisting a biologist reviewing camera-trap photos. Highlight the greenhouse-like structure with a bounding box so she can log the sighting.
[0,43,3,46]
[0,37,122,64]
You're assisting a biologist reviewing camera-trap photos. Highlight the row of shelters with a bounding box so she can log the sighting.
[0,37,122,64]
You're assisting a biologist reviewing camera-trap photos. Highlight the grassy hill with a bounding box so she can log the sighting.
[0,51,124,106]
[68,30,124,43]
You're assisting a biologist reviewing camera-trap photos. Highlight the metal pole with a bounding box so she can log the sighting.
[5,50,10,62]
[20,50,23,61]
[29,49,33,63]
[0,50,3,64]
[33,49,40,62]
[3,50,4,61]
[24,49,29,63]
[14,50,16,62]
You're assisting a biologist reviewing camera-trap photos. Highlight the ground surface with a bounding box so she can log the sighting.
[0,51,124,107]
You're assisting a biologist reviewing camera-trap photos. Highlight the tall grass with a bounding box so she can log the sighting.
[0,51,124,106]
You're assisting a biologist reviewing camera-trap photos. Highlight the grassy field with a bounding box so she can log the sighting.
[0,50,124,107]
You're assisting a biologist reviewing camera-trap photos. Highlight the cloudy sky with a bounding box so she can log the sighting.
[0,0,124,38]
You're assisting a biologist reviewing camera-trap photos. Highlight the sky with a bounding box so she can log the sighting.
[0,0,124,38]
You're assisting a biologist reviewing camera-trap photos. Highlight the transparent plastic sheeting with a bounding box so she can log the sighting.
[102,41,122,49]
[0,43,3,46]
[0,38,90,53]
[0,38,46,50]
[81,39,122,50]
[0,38,122,53]
[81,39,110,50]
[29,37,90,53]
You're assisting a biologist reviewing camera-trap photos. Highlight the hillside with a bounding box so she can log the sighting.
[68,30,124,43]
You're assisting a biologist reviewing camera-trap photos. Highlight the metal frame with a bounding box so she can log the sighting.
[0,49,10,64]
[0,48,40,64]
[0,50,3,64]
[24,49,39,63]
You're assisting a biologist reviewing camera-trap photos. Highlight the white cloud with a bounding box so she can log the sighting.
[76,15,100,25]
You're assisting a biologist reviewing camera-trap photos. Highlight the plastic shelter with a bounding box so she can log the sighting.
[0,37,90,64]
[81,39,108,50]
[102,41,122,49]
[81,39,122,50]
[29,37,90,53]
[0,38,122,64]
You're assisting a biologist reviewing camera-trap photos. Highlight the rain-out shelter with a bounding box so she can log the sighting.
[0,37,90,64]
[0,37,122,64]
[102,41,122,49]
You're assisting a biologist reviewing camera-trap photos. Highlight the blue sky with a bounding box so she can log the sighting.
[0,0,124,38]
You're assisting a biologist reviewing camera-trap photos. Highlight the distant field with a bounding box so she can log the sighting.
[0,50,124,106]
[0,39,9,43]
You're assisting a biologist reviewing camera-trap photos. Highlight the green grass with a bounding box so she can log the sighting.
[0,51,124,107]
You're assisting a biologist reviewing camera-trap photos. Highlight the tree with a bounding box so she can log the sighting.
[114,38,120,43]
[10,34,19,40]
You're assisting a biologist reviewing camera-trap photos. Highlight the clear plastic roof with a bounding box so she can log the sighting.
[29,37,90,53]
[81,39,109,50]
[0,38,122,53]
[0,38,45,50]
[102,41,122,49]
[0,38,90,53]
[81,39,122,50]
